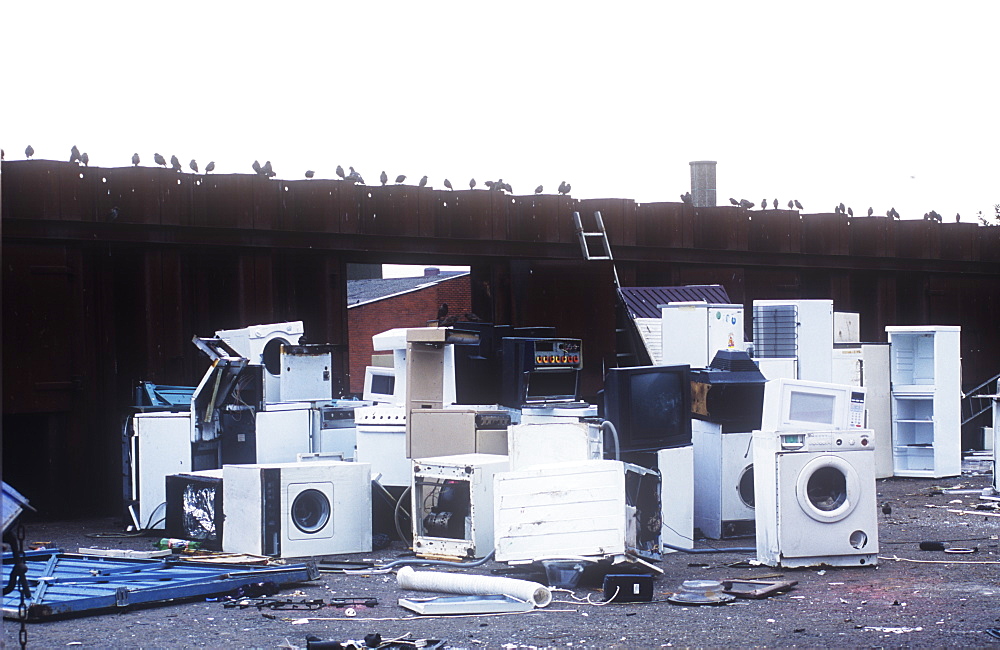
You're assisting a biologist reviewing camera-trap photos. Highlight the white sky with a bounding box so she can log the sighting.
[4,1,998,230]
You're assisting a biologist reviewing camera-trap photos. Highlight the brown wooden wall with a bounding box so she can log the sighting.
[3,160,999,517]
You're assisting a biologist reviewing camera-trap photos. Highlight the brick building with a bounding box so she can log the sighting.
[347,268,471,394]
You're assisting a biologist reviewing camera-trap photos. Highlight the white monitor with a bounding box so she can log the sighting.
[760,378,866,432]
[362,366,401,404]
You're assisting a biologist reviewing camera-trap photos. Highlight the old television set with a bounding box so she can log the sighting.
[362,366,400,404]
[602,365,693,452]
[165,470,224,551]
[500,337,583,408]
[760,378,866,432]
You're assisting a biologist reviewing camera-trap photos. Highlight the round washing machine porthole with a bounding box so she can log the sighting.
[794,455,861,523]
[737,464,755,509]
[261,338,290,376]
[291,488,332,534]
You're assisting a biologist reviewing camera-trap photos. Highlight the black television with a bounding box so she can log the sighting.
[603,365,692,452]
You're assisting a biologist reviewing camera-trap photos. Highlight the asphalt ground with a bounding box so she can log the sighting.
[4,468,1000,649]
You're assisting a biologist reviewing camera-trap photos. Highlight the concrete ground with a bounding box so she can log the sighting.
[4,468,1000,649]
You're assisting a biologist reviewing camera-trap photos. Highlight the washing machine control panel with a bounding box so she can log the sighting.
[780,429,874,451]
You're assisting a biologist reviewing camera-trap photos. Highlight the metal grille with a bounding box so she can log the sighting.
[752,305,798,358]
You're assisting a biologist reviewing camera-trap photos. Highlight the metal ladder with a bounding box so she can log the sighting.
[572,210,620,288]
[962,372,1000,426]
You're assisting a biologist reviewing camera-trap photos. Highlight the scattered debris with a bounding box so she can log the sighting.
[721,579,798,599]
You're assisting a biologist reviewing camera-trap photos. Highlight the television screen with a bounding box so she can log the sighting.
[604,365,692,452]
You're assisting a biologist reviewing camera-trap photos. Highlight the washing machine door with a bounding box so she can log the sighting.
[287,482,334,541]
[794,455,861,523]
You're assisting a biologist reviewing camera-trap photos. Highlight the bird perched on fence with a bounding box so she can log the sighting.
[305,170,315,179]
[773,198,778,209]
[762,198,768,210]
[380,170,388,185]
[730,197,739,206]
[956,213,961,222]
[847,207,854,217]
[132,153,140,167]
[867,207,874,217]
[190,159,199,173]
[395,174,406,184]
[787,200,794,209]
[558,181,570,195]
[170,155,182,172]
[794,199,803,210]
[739,199,754,209]
[346,166,364,184]
[484,180,494,190]
[25,145,34,159]
[419,175,428,188]
[443,178,453,190]
[70,145,81,163]
[336,165,345,179]
[262,161,275,178]
[252,160,262,174]
[535,185,544,194]
[889,207,900,219]
[154,152,166,167]
[839,202,846,214]
[469,178,476,190]
[680,192,692,204]
[80,152,89,166]
[205,161,215,173]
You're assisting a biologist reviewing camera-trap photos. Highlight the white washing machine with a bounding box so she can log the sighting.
[693,421,755,539]
[215,321,304,403]
[753,428,878,567]
[222,461,371,558]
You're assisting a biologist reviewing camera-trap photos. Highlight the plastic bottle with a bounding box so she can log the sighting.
[155,538,202,551]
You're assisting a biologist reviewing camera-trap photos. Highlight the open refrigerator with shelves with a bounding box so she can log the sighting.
[887,326,961,478]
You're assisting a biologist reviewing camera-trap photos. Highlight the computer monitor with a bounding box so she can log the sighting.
[760,378,866,432]
[603,365,693,452]
[362,366,400,404]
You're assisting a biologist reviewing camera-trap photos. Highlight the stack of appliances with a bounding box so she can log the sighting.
[602,365,693,553]
[689,349,767,539]
[753,378,878,567]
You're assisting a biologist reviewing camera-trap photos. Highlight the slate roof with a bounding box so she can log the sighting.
[347,271,469,307]
[618,285,732,319]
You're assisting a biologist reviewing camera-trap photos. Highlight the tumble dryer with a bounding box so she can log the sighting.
[215,321,304,404]
[223,461,371,558]
[753,428,878,567]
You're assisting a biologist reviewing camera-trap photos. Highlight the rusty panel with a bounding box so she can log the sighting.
[159,171,197,226]
[251,175,281,230]
[508,194,558,242]
[361,185,420,237]
[192,174,255,229]
[693,206,749,250]
[61,165,98,221]
[938,222,979,261]
[1,160,66,219]
[276,179,341,233]
[894,220,941,259]
[336,182,368,234]
[96,166,162,225]
[577,198,637,248]
[849,216,894,257]
[635,202,695,248]
[980,226,1000,263]
[2,244,79,413]
[749,210,802,253]
[433,190,492,239]
[802,213,849,255]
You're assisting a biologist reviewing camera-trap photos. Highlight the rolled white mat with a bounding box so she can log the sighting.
[396,565,553,608]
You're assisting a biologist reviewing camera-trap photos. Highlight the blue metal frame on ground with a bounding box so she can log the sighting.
[2,550,318,621]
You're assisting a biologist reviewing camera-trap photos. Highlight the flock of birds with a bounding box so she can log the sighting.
[704,195,959,222]
[11,145,574,197]
[8,146,962,219]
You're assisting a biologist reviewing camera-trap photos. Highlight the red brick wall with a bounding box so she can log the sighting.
[347,275,472,394]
